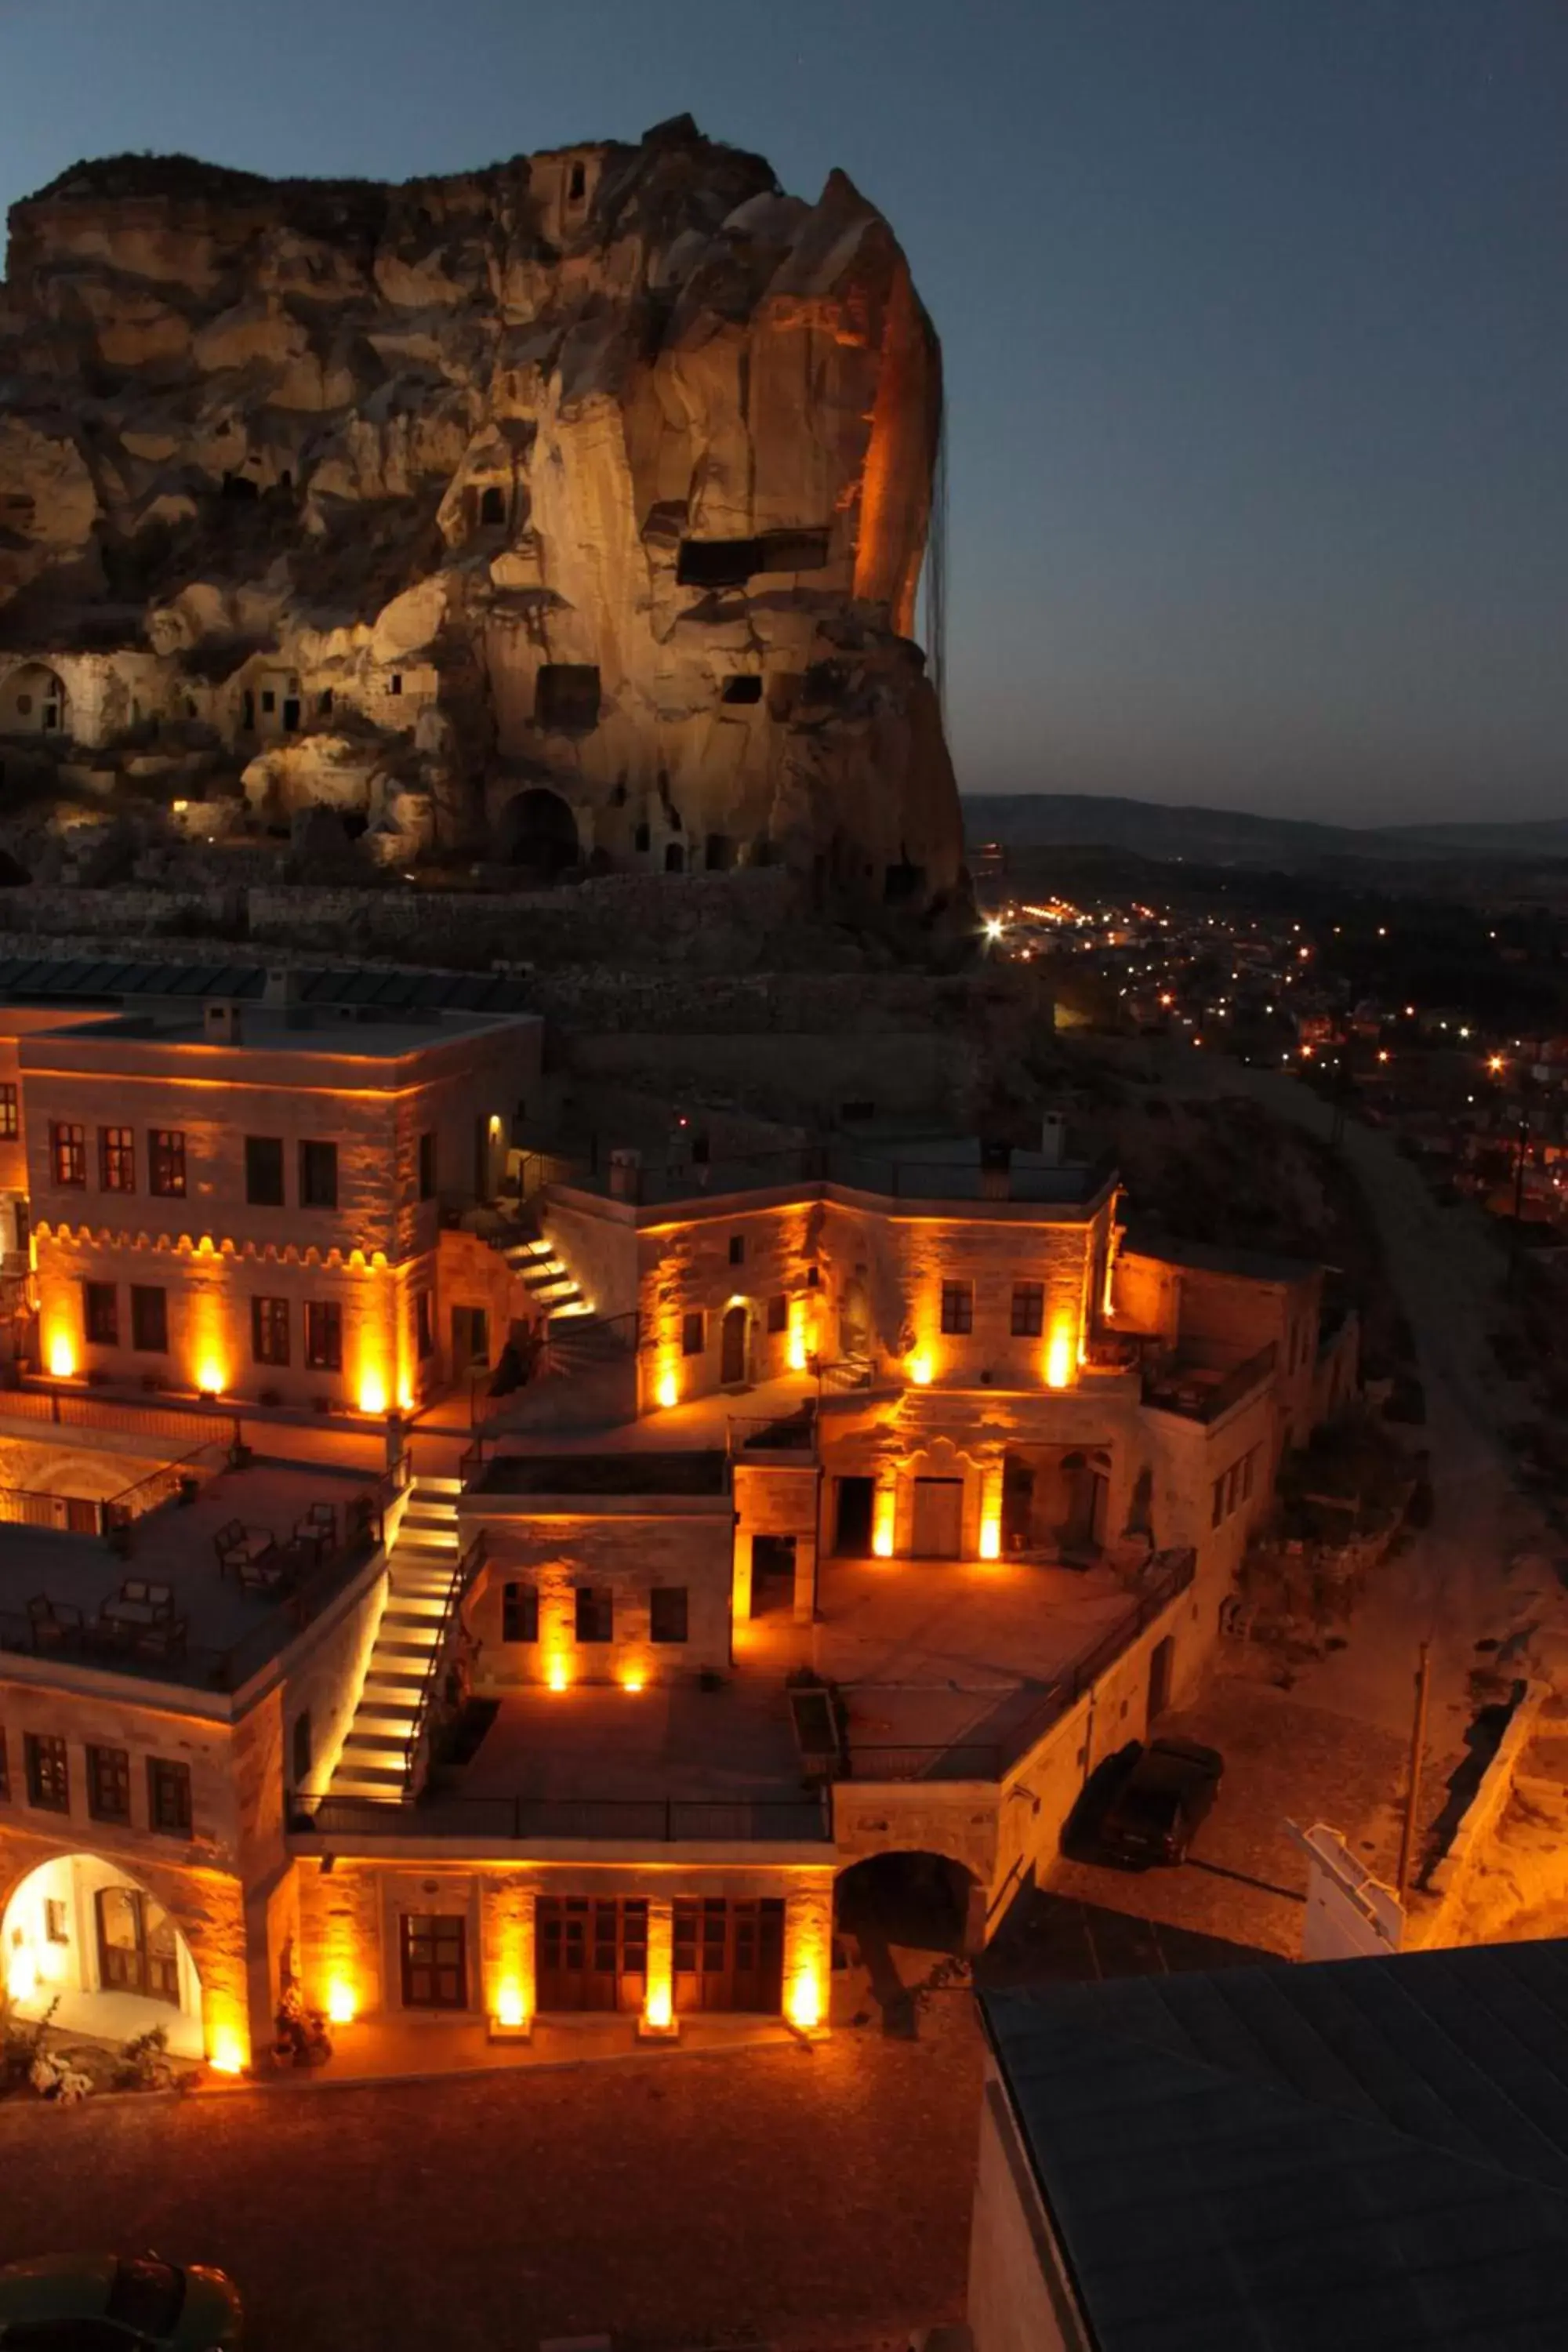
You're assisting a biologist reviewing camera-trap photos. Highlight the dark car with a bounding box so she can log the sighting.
[0,2254,241,2352]
[1092,1737,1224,1867]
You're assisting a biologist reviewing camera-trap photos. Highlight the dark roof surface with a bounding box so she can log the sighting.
[1121,1226,1319,1286]
[0,956,534,1015]
[472,1450,728,1499]
[984,1938,1568,2352]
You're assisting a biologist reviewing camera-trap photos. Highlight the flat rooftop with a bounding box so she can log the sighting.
[470,1450,729,1499]
[27,1004,528,1060]
[0,1453,381,1693]
[0,956,535,1017]
[549,1134,1116,1211]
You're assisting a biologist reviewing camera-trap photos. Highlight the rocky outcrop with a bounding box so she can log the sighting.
[0,119,963,909]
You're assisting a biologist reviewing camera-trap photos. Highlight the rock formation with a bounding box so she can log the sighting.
[0,118,964,908]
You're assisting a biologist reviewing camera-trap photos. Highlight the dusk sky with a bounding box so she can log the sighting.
[1,0,1562,825]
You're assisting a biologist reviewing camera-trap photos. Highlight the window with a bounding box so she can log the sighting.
[416,1292,434,1361]
[251,1295,290,1367]
[575,1587,614,1643]
[318,688,334,715]
[681,1309,705,1358]
[304,1301,342,1372]
[1011,1281,1044,1338]
[260,688,276,714]
[1225,1463,1240,1515]
[720,674,764,705]
[97,1126,135,1192]
[82,1280,118,1346]
[1210,1478,1225,1530]
[418,1130,437,1201]
[24,1732,68,1813]
[479,485,506,525]
[535,663,601,731]
[292,1711,312,1787]
[389,672,403,696]
[940,1280,974,1336]
[649,1587,688,1643]
[677,537,761,590]
[149,1130,186,1196]
[1241,1448,1255,1501]
[568,158,586,201]
[245,1135,285,1206]
[45,1897,68,1944]
[0,1082,18,1139]
[400,1912,466,2009]
[728,1234,746,1266]
[86,1743,130,1823]
[767,1293,788,1334]
[298,1139,338,1209]
[502,1583,539,1642]
[633,822,651,853]
[130,1285,168,1353]
[147,1757,192,1838]
[50,1121,86,1187]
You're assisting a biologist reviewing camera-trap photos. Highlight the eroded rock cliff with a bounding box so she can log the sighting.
[0,118,963,908]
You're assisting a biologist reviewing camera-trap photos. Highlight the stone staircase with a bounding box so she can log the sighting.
[503,1221,594,1326]
[325,1476,463,1802]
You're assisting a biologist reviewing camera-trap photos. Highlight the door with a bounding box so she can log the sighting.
[834,1475,874,1557]
[535,1896,647,2012]
[96,1886,180,2006]
[281,696,301,732]
[450,1305,490,1375]
[720,1303,748,1385]
[750,1533,797,1617]
[1146,1635,1175,1733]
[911,1476,964,1559]
[399,1913,467,2009]
[673,1897,784,2013]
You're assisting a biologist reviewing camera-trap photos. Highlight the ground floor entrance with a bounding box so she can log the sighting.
[2,1853,205,2056]
[673,1896,784,2014]
[536,1895,648,2012]
[96,1885,180,2005]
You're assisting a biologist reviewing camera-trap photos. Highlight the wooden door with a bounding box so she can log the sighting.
[673,1897,786,2013]
[535,1896,646,2013]
[399,1912,467,2009]
[911,1476,964,1559]
[720,1304,748,1385]
[96,1886,180,2006]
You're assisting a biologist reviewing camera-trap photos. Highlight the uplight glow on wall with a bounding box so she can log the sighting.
[655,1367,679,1410]
[45,1331,75,1380]
[358,1370,389,1417]
[871,1484,897,1559]
[786,1967,824,2031]
[325,1979,358,2026]
[206,2025,246,2075]
[907,1351,934,1388]
[1044,1318,1075,1391]
[495,1981,527,2031]
[195,1358,227,1398]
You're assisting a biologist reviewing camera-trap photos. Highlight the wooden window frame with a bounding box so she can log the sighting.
[1010,1281,1045,1338]
[147,1757,192,1838]
[0,1081,16,1141]
[939,1279,974,1336]
[24,1732,69,1813]
[502,1583,539,1642]
[244,1134,285,1207]
[50,1120,86,1188]
[399,1911,467,2010]
[129,1284,168,1353]
[98,1126,136,1193]
[304,1300,342,1371]
[681,1309,705,1358]
[298,1138,339,1209]
[86,1742,131,1824]
[574,1586,614,1644]
[251,1294,291,1367]
[149,1129,187,1198]
[82,1279,118,1347]
[649,1586,688,1644]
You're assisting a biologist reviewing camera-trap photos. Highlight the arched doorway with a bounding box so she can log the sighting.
[499,787,580,878]
[835,1849,983,1957]
[720,1301,750,1386]
[0,662,67,737]
[839,1276,870,1361]
[2,1853,203,2057]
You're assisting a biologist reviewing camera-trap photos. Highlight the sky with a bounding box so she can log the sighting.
[0,0,1563,826]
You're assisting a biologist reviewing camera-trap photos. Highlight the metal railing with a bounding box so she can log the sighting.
[289,1791,833,1845]
[0,1385,242,1448]
[543,1141,1116,1211]
[0,1485,99,1533]
[402,1529,487,1797]
[727,1409,818,1461]
[841,1548,1198,1784]
[100,1439,229,1532]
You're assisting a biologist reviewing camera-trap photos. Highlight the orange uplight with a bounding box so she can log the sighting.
[206,2025,247,2076]
[358,1370,389,1417]
[1044,1321,1074,1391]
[195,1358,227,1397]
[46,1332,76,1380]
[786,1969,823,2031]
[546,1660,570,1693]
[495,1982,527,2031]
[978,1516,1001,1562]
[621,1669,646,1694]
[655,1368,679,1410]
[907,1351,933,1388]
[325,1980,358,2026]
[644,1982,673,2032]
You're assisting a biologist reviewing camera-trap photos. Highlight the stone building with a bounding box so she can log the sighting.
[0,981,1352,2077]
[0,120,962,906]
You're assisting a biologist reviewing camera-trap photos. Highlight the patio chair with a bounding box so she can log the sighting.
[237,1552,286,1596]
[27,1594,84,1653]
[216,1521,275,1576]
[132,1614,187,1664]
[120,1578,173,1616]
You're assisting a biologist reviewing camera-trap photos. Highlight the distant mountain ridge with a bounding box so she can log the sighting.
[962,793,1568,867]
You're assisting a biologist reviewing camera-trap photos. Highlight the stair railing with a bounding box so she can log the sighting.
[401,1527,487,1800]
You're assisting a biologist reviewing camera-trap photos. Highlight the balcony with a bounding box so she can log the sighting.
[1141,1343,1278,1425]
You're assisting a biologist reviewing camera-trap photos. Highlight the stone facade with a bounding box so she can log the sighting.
[0,122,961,908]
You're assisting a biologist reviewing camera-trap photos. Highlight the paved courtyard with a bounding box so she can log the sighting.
[0,2012,982,2352]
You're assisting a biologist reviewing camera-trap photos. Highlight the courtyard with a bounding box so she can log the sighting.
[0,2012,982,2352]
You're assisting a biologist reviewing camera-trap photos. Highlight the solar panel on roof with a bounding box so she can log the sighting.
[368,972,413,1004]
[96,963,142,990]
[169,967,216,994]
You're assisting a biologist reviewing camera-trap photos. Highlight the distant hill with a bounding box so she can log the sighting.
[962,793,1568,868]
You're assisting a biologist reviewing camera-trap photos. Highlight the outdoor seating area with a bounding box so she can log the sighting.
[0,1454,388,1687]
[27,1577,187,1664]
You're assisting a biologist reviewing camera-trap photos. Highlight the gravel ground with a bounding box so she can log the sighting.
[0,2006,982,2352]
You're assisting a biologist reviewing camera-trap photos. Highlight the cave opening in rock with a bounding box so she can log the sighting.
[720,674,763,705]
[479,485,506,526]
[677,539,760,590]
[534,664,601,731]
[500,787,580,879]
[0,663,67,736]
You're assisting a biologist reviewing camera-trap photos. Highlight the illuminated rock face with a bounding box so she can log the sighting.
[0,120,962,906]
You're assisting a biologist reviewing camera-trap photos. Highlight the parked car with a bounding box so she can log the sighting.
[0,2254,241,2351]
[1090,1737,1224,1867]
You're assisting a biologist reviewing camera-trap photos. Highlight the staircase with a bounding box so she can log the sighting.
[503,1221,594,1326]
[325,1476,463,1802]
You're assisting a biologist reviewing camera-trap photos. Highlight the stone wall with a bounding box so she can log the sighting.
[463,1504,735,1687]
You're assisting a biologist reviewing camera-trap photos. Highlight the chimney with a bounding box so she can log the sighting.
[204,999,241,1044]
[1040,1112,1066,1167]
[608,1146,642,1203]
[263,967,303,1007]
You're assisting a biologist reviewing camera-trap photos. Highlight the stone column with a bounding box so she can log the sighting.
[793,1530,818,1624]
[638,1896,677,2037]
[483,1876,534,2036]
[732,1527,754,1626]
[782,1878,833,2038]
